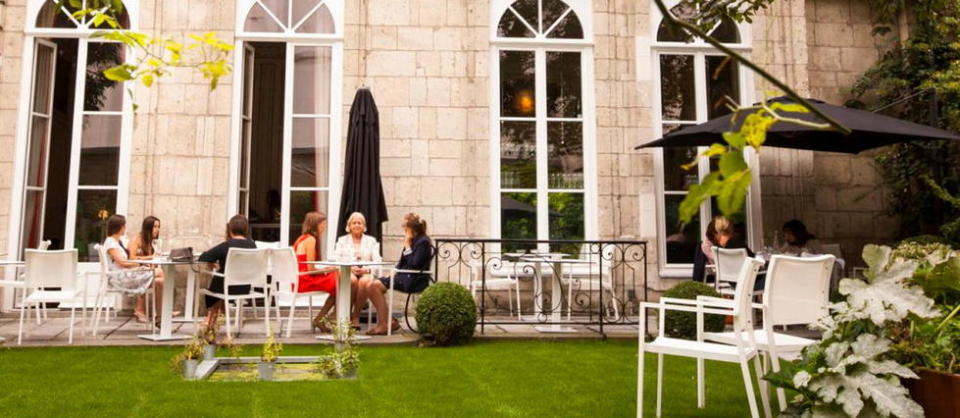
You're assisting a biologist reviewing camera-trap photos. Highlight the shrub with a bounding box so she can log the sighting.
[661,281,725,340]
[414,282,477,346]
[897,234,954,248]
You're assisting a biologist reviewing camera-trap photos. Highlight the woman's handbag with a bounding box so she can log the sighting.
[169,247,194,262]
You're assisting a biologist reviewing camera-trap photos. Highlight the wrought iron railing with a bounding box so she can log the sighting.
[431,239,648,336]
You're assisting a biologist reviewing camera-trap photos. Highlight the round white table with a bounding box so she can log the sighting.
[306,260,394,341]
[130,257,199,341]
[518,254,594,333]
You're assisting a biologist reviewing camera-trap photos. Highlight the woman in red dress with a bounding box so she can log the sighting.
[293,211,348,331]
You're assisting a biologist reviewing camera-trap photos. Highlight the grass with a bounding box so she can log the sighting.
[0,340,762,417]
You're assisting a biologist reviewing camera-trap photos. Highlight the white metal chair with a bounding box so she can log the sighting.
[712,246,762,298]
[638,258,770,418]
[1,240,54,323]
[17,249,86,345]
[561,245,620,321]
[704,254,835,411]
[468,260,522,320]
[196,248,271,338]
[89,244,156,336]
[269,247,331,337]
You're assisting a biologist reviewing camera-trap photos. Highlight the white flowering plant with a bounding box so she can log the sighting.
[765,245,939,417]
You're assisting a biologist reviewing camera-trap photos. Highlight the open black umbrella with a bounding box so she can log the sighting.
[637,97,960,153]
[338,88,388,245]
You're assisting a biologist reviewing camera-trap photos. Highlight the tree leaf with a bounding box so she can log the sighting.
[718,150,747,177]
[103,65,134,81]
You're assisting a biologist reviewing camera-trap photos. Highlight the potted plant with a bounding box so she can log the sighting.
[259,333,282,381]
[171,337,205,380]
[887,241,960,417]
[199,317,222,360]
[315,319,360,379]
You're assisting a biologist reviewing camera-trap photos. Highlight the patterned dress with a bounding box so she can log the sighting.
[103,236,154,294]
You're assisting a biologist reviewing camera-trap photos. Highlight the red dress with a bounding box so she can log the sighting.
[293,234,338,295]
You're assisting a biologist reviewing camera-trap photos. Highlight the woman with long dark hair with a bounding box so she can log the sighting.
[127,216,165,323]
[101,215,159,322]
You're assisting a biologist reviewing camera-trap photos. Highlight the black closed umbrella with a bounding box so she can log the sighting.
[338,88,388,245]
[637,97,960,154]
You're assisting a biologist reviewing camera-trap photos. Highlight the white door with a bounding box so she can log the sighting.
[238,44,255,217]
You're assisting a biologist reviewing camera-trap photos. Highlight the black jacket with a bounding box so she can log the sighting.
[395,235,433,282]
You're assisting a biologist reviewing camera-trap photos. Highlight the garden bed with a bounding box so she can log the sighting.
[191,356,346,382]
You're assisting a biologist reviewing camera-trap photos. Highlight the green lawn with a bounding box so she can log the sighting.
[0,340,759,417]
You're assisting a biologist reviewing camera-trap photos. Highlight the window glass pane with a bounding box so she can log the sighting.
[85,43,125,112]
[243,48,254,115]
[497,9,535,38]
[502,192,537,252]
[296,3,335,33]
[549,192,584,255]
[500,51,536,117]
[510,0,538,26]
[656,2,696,42]
[546,51,581,118]
[292,0,320,23]
[240,120,251,188]
[705,56,740,119]
[238,191,249,216]
[709,17,741,43]
[33,43,55,114]
[262,0,290,27]
[664,194,700,264]
[291,117,330,188]
[79,115,121,186]
[660,55,696,121]
[541,0,569,32]
[662,146,699,191]
[75,190,117,262]
[545,12,583,39]
[21,190,46,251]
[547,122,583,189]
[293,46,331,115]
[27,116,50,188]
[245,2,284,32]
[36,1,80,28]
[288,190,329,256]
[500,121,536,189]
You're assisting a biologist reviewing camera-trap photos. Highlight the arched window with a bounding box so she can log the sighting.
[650,1,756,274]
[8,0,138,264]
[229,0,344,252]
[490,0,596,254]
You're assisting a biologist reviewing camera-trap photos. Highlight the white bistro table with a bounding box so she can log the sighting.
[306,260,394,341]
[130,257,198,341]
[516,253,593,333]
[0,260,24,343]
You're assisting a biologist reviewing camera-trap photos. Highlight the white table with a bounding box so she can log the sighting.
[519,254,593,333]
[0,261,23,343]
[307,260,393,341]
[130,258,198,341]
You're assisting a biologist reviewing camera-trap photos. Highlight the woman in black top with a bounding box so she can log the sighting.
[199,214,257,328]
[358,212,433,335]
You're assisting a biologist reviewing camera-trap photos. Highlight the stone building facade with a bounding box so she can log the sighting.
[0,0,901,310]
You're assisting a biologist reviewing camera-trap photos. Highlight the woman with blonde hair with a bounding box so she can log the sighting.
[291,211,346,331]
[357,212,433,335]
[334,212,383,327]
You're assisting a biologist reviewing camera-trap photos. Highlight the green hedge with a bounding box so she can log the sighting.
[661,281,725,340]
[414,282,477,346]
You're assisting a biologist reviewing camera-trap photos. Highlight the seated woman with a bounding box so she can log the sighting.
[290,211,343,331]
[692,216,754,284]
[199,214,257,328]
[127,216,165,323]
[102,215,161,323]
[780,219,822,255]
[334,212,382,327]
[358,213,433,336]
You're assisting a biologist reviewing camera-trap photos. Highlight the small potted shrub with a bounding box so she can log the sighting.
[415,282,477,346]
[259,334,282,381]
[200,324,218,360]
[660,281,725,340]
[172,337,205,380]
[315,319,360,379]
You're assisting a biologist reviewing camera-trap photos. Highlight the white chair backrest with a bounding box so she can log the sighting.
[223,248,270,288]
[731,257,764,333]
[712,246,748,284]
[23,249,78,291]
[763,254,835,326]
[38,240,52,250]
[95,244,111,274]
[255,241,281,249]
[269,247,300,291]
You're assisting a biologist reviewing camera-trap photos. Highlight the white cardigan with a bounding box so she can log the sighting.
[334,234,383,275]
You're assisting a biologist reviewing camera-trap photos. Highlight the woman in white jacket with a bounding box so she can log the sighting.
[334,212,382,328]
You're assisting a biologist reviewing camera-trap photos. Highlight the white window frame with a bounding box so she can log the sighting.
[648,2,762,277]
[4,0,139,309]
[228,0,344,251]
[489,0,598,248]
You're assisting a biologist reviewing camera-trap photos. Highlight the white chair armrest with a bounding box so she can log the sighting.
[662,297,735,310]
[640,301,734,316]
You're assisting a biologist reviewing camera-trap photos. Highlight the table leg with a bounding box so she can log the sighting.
[139,264,191,341]
[317,265,371,341]
[536,262,576,333]
[174,267,196,323]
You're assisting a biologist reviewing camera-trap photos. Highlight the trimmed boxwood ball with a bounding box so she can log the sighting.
[414,282,477,346]
[661,281,725,340]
